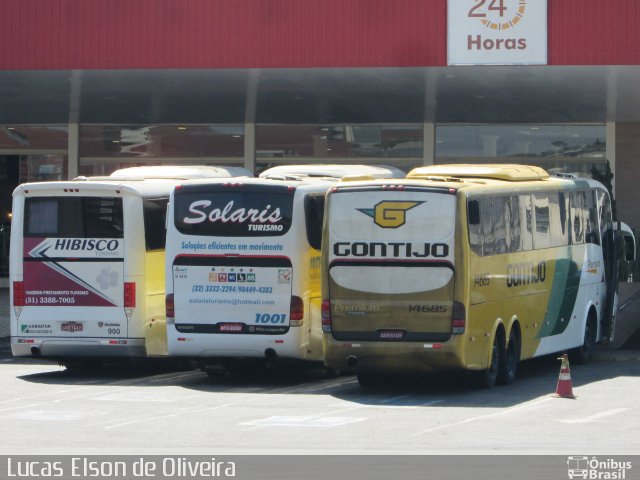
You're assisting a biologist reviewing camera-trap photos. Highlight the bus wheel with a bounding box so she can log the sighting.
[498,328,520,385]
[476,334,501,388]
[569,314,596,365]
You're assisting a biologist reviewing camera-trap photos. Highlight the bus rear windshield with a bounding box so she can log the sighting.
[24,197,124,238]
[174,184,294,237]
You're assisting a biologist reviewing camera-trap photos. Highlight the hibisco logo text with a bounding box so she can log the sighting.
[183,200,283,230]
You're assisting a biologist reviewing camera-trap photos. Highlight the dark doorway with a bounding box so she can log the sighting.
[0,155,18,277]
[0,155,19,228]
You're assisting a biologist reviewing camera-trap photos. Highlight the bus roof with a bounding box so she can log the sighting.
[13,165,254,197]
[173,174,341,193]
[407,164,549,182]
[259,164,405,180]
[13,178,186,197]
[328,166,607,195]
[89,165,253,180]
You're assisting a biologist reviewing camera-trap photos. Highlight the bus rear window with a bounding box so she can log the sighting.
[174,184,294,237]
[24,197,123,238]
[144,197,169,250]
[304,193,325,250]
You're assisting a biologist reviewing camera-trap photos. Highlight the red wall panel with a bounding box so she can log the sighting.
[548,0,640,65]
[0,0,638,70]
[0,0,447,69]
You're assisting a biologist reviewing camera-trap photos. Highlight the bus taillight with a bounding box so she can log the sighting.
[452,301,465,335]
[451,301,465,334]
[321,299,332,333]
[124,282,136,307]
[290,296,304,326]
[166,294,175,323]
[12,281,25,307]
[124,282,136,321]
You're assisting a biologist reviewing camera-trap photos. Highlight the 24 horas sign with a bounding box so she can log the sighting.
[448,0,547,65]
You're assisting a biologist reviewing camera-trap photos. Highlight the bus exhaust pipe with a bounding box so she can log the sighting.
[30,346,41,357]
[347,355,358,368]
[265,348,278,362]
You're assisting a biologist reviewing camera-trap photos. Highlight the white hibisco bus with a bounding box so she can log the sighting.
[10,165,251,367]
[165,164,404,376]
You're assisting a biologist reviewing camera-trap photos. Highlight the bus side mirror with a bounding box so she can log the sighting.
[468,200,480,225]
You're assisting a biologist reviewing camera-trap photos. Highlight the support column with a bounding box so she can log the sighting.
[244,122,255,174]
[244,69,259,174]
[67,70,82,180]
[423,122,435,166]
[68,123,79,180]
[606,121,616,197]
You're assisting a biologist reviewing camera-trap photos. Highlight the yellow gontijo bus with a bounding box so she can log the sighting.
[10,165,251,368]
[321,164,620,387]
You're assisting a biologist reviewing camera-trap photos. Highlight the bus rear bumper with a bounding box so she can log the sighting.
[166,328,322,361]
[323,338,465,374]
[11,337,146,358]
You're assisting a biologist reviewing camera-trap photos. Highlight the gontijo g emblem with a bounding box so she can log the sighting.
[357,201,423,228]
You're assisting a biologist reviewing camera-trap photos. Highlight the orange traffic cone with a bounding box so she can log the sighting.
[553,353,576,399]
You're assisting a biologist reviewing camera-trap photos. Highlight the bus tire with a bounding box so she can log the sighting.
[569,312,596,365]
[476,333,501,388]
[498,327,520,385]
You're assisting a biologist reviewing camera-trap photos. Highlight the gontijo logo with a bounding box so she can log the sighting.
[357,201,423,228]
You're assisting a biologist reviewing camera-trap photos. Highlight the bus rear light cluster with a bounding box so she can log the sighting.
[165,294,175,323]
[124,282,136,321]
[290,296,304,327]
[124,282,136,308]
[451,301,466,335]
[321,299,332,333]
[12,281,25,307]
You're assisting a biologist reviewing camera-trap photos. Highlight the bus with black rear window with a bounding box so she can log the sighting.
[165,164,404,376]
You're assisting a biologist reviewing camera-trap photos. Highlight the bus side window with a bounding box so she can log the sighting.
[549,193,569,247]
[304,194,325,250]
[468,199,483,255]
[519,194,533,251]
[585,190,599,245]
[506,195,521,253]
[143,197,169,251]
[480,197,494,256]
[533,193,550,249]
[571,191,586,244]
[492,196,507,254]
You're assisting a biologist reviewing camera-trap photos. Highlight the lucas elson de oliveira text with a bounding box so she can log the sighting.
[7,457,236,478]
